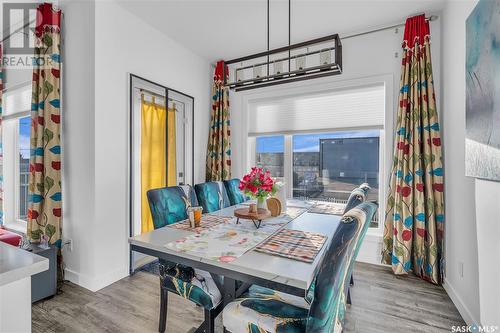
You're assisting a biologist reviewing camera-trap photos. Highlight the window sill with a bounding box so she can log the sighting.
[365,229,383,241]
[3,220,27,235]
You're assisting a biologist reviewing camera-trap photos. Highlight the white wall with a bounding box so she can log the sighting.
[441,0,500,326]
[475,179,500,326]
[230,18,441,265]
[61,0,212,291]
[58,0,97,288]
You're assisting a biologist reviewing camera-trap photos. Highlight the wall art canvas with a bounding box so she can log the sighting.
[466,0,500,181]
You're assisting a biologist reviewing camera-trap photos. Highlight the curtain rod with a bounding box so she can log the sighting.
[139,88,186,106]
[342,15,438,40]
[210,14,438,67]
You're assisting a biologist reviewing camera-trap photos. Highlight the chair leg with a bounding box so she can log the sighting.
[347,287,352,305]
[159,287,168,333]
[350,272,354,286]
[204,309,215,333]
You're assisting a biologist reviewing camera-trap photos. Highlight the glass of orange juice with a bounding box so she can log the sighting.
[192,206,203,227]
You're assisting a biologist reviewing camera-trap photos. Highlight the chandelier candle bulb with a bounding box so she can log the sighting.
[320,49,331,65]
[295,55,306,71]
[274,60,284,75]
[253,64,263,79]
[235,68,244,82]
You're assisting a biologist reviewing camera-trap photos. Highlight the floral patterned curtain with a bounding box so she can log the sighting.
[206,61,231,181]
[27,3,62,264]
[382,14,444,284]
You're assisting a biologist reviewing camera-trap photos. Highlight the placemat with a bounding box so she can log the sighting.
[166,224,270,263]
[168,214,234,233]
[255,229,327,263]
[308,202,346,215]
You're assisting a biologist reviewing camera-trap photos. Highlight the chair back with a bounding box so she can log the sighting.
[306,202,378,332]
[343,185,370,214]
[194,181,230,213]
[147,185,197,229]
[179,185,199,206]
[341,201,378,319]
[223,178,247,206]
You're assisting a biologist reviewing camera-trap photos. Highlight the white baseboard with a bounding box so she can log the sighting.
[64,266,129,292]
[443,277,480,326]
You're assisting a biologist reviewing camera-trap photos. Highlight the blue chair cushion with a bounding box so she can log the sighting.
[147,186,196,229]
[223,285,309,333]
[223,178,247,206]
[194,181,230,213]
[159,259,222,310]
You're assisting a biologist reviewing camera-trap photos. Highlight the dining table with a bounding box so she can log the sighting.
[128,200,343,307]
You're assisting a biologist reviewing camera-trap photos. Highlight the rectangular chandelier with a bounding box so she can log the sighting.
[224,34,342,92]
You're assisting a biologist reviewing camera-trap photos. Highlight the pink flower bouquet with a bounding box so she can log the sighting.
[239,167,278,204]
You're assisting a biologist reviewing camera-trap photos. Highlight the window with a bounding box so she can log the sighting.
[292,131,380,201]
[292,131,380,228]
[2,85,31,231]
[255,135,284,182]
[248,83,385,233]
[18,116,31,220]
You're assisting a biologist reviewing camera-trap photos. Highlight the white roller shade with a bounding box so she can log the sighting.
[3,84,32,117]
[248,84,385,135]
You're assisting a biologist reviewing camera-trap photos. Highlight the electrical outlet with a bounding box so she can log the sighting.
[63,239,73,252]
[459,262,464,278]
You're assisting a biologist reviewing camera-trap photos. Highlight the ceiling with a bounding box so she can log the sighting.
[118,0,446,63]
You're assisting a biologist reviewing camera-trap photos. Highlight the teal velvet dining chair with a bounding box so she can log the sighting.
[343,183,371,295]
[147,185,223,333]
[222,202,378,333]
[343,184,370,214]
[147,185,198,229]
[194,181,231,213]
[223,178,248,206]
[304,184,371,305]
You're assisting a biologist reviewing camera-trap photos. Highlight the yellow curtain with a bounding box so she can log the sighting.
[141,96,177,233]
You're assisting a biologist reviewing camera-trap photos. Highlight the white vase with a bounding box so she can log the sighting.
[275,182,287,212]
[257,197,267,210]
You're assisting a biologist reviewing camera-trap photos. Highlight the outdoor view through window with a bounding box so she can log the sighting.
[256,130,380,227]
[19,116,30,220]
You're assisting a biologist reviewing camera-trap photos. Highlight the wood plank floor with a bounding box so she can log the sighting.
[33,262,464,333]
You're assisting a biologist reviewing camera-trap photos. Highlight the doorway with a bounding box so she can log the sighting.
[128,74,194,272]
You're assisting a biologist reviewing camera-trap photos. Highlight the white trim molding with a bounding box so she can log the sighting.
[443,278,480,326]
[64,266,129,292]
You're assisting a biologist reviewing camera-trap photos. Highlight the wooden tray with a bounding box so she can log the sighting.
[234,208,271,228]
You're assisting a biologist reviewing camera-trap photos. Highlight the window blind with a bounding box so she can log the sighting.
[248,84,385,136]
[3,85,31,117]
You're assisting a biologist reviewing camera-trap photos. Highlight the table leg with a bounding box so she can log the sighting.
[223,277,236,306]
[236,217,240,224]
[252,219,262,229]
